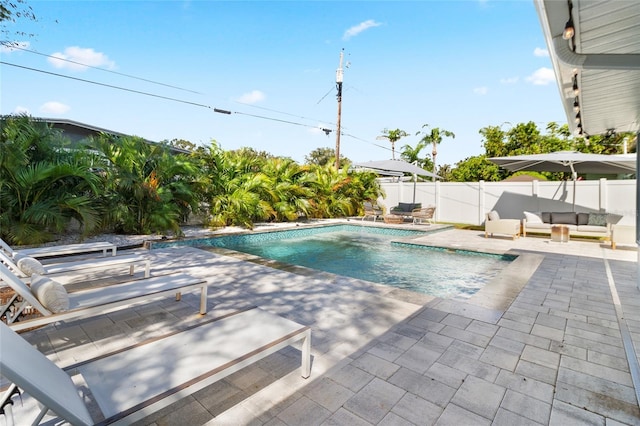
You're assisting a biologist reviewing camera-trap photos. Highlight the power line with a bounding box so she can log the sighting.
[6,45,202,94]
[2,60,393,154]
[0,61,329,132]
[233,100,335,127]
[10,44,340,127]
[1,61,214,109]
[342,131,393,153]
[234,111,323,130]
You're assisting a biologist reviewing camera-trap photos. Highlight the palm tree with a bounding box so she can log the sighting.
[0,115,101,244]
[196,144,274,229]
[88,134,200,235]
[416,124,455,181]
[300,164,355,218]
[377,128,408,160]
[261,158,312,221]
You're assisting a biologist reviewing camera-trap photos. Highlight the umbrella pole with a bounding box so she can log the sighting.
[571,165,577,212]
[573,178,576,211]
[412,173,417,203]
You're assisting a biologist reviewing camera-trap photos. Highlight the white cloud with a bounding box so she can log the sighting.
[500,77,519,84]
[473,86,489,95]
[235,90,266,104]
[13,106,30,115]
[343,20,382,40]
[40,101,70,114]
[526,67,555,85]
[534,47,549,57]
[0,41,30,54]
[47,46,115,71]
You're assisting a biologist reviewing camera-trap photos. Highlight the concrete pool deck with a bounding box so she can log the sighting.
[4,222,640,425]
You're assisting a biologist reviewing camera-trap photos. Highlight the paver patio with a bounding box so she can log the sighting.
[3,223,640,425]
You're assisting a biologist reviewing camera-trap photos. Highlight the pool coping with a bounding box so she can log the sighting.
[147,221,455,250]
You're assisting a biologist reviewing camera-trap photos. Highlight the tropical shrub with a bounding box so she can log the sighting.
[88,134,201,235]
[0,115,102,244]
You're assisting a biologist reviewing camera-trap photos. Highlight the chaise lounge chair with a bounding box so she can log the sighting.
[0,250,151,279]
[0,306,311,425]
[0,263,209,332]
[0,237,116,259]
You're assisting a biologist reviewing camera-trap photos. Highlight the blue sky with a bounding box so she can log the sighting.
[1,0,566,166]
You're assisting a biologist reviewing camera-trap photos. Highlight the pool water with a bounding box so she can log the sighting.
[162,226,514,299]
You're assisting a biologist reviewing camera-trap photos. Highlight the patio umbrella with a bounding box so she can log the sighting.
[352,159,440,203]
[488,151,636,209]
[352,159,440,178]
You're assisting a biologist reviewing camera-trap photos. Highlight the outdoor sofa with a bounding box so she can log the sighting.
[390,202,422,216]
[522,211,614,238]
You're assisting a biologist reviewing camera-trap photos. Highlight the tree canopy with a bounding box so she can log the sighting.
[1,0,38,47]
[450,121,635,182]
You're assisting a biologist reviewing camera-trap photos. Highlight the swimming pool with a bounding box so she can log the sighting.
[154,225,515,299]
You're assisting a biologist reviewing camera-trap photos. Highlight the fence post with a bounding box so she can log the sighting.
[599,178,607,212]
[478,180,485,226]
[434,180,440,222]
[532,180,539,210]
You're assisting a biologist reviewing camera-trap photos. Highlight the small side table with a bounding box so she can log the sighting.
[551,225,570,242]
[383,215,404,224]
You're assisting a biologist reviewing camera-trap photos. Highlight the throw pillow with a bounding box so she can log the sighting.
[16,256,46,277]
[488,210,500,221]
[30,274,69,313]
[551,212,578,225]
[541,212,551,223]
[588,213,608,226]
[523,211,543,224]
[577,213,589,225]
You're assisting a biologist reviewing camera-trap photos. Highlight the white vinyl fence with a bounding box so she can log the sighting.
[378,178,636,226]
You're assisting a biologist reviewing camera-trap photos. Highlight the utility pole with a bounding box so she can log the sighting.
[335,49,344,170]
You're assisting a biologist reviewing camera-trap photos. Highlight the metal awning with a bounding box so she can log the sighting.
[534,0,640,291]
[534,0,640,137]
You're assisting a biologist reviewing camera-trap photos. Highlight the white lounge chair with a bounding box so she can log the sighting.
[0,250,151,279]
[0,263,209,331]
[0,237,116,259]
[0,307,311,425]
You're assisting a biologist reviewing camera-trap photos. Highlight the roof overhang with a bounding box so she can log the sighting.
[37,117,191,155]
[534,0,640,137]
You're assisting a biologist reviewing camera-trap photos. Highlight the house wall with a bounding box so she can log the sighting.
[377,179,636,226]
